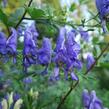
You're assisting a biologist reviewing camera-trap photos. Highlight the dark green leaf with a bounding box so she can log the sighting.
[0,8,8,25]
[7,7,25,26]
[69,3,76,12]
[27,7,45,19]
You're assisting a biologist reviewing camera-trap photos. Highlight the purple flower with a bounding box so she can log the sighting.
[29,23,39,41]
[49,67,60,81]
[55,27,66,52]
[37,38,52,65]
[70,72,78,81]
[86,53,95,70]
[0,32,7,54]
[53,27,82,80]
[23,77,32,84]
[23,27,37,72]
[6,28,18,63]
[82,89,91,108]
[82,89,104,109]
[95,0,109,20]
[13,93,20,102]
[79,27,90,42]
[95,0,109,32]
[66,31,80,58]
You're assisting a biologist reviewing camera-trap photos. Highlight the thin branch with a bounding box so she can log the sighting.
[56,80,79,109]
[15,0,33,29]
[84,42,109,75]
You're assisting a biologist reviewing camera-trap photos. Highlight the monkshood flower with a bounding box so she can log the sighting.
[86,53,95,70]
[37,37,52,65]
[29,23,39,41]
[49,67,60,81]
[82,89,104,109]
[23,27,37,72]
[23,77,32,84]
[0,92,23,109]
[54,27,66,52]
[0,32,7,55]
[79,27,90,42]
[95,0,109,32]
[6,28,18,63]
[53,27,82,80]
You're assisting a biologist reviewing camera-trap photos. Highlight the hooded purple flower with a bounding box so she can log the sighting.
[0,32,7,54]
[70,72,78,81]
[29,23,39,41]
[53,27,82,80]
[96,0,109,20]
[55,27,66,52]
[6,28,18,63]
[86,53,95,70]
[37,38,52,65]
[23,27,37,72]
[95,0,109,32]
[23,77,32,84]
[79,27,90,42]
[82,89,91,108]
[49,67,60,81]
[82,89,104,109]
[66,31,80,58]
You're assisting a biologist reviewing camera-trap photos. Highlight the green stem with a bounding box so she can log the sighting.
[56,80,79,109]
[15,0,33,29]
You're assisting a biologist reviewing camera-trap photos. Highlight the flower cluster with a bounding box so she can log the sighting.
[0,28,18,63]
[50,27,82,81]
[0,23,92,81]
[82,89,105,109]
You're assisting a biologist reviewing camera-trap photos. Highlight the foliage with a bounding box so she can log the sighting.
[0,0,109,109]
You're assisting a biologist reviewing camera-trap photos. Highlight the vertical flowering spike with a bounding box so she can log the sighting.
[0,32,7,54]
[23,27,37,72]
[6,28,18,63]
[86,53,95,70]
[82,89,91,108]
[29,23,39,41]
[70,72,78,81]
[55,27,66,52]
[66,32,80,58]
[37,38,52,65]
[53,27,82,80]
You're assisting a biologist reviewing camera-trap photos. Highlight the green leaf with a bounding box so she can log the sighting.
[100,63,109,68]
[0,8,8,25]
[7,7,25,27]
[69,3,76,12]
[27,7,45,19]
